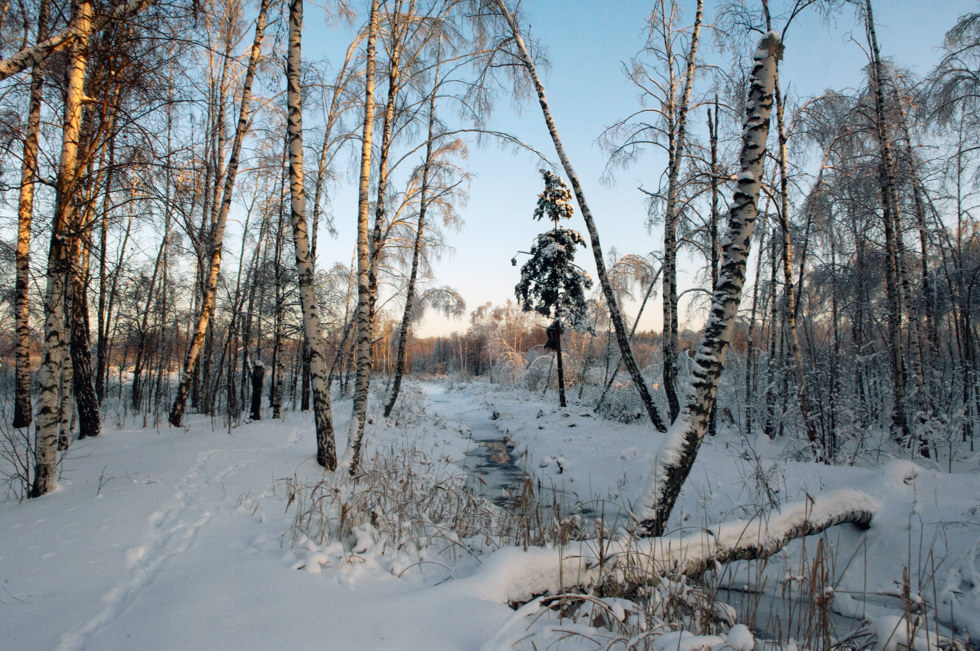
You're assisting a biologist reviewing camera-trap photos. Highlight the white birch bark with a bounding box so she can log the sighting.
[286,0,338,470]
[662,0,704,423]
[344,0,380,475]
[634,32,782,537]
[31,0,93,497]
[384,38,442,419]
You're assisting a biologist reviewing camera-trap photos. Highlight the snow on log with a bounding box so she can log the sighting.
[441,489,877,605]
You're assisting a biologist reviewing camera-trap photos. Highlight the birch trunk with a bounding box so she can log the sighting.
[706,98,720,437]
[169,0,270,427]
[31,0,93,497]
[493,0,667,432]
[383,62,440,418]
[345,0,380,474]
[864,0,910,445]
[662,0,703,423]
[635,32,782,537]
[286,0,338,469]
[12,0,49,429]
[772,69,819,450]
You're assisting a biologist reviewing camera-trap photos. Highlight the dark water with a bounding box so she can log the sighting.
[714,587,868,646]
[430,392,626,527]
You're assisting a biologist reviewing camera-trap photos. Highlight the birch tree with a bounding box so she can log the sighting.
[345,0,381,474]
[861,0,911,446]
[383,38,444,418]
[635,32,782,537]
[168,0,271,427]
[12,0,49,429]
[659,0,703,422]
[31,0,95,497]
[286,0,338,469]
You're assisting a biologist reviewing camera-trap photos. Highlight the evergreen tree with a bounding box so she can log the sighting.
[515,170,592,406]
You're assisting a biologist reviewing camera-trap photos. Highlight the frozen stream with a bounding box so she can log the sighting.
[425,385,879,645]
[426,387,627,528]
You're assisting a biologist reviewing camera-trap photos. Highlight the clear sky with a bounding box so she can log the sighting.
[303,0,975,337]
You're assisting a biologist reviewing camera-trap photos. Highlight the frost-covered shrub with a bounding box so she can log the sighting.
[284,445,496,580]
[596,385,646,424]
[522,351,553,392]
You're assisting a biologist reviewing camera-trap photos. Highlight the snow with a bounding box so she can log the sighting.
[2,379,978,648]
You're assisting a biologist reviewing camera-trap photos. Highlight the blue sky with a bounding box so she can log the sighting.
[303,0,975,337]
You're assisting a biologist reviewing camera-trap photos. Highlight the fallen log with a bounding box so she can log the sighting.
[440,489,878,605]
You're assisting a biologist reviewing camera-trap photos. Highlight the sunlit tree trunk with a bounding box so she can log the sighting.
[12,0,49,429]
[31,0,94,497]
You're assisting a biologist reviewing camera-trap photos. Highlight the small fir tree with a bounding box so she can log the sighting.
[514,170,592,406]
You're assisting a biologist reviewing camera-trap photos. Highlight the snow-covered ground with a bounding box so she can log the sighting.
[2,380,978,649]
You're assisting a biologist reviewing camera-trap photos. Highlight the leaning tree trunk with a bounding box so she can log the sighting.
[662,0,703,423]
[12,0,49,429]
[169,0,270,427]
[384,41,442,419]
[634,32,782,537]
[345,0,380,475]
[494,0,667,432]
[31,0,93,497]
[286,0,337,469]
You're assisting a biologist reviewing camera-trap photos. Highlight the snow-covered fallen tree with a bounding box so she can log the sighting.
[442,489,878,605]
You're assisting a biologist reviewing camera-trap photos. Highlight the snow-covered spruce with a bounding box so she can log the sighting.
[635,31,783,538]
[494,0,668,432]
[515,170,593,407]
